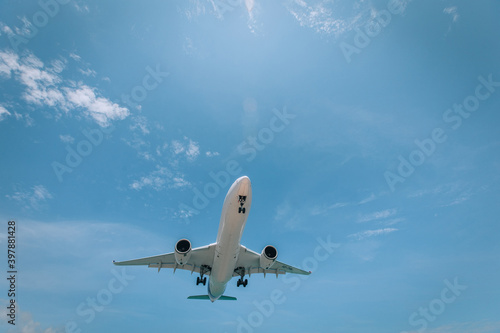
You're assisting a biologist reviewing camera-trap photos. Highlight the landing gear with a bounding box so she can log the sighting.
[237,278,248,287]
[235,266,248,287]
[196,276,207,286]
[196,265,210,286]
[238,196,247,214]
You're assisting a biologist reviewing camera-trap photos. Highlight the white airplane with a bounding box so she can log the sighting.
[113,176,311,302]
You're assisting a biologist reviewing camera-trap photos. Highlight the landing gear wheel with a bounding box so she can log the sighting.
[203,277,207,285]
[237,278,248,287]
[242,208,246,214]
[196,277,201,285]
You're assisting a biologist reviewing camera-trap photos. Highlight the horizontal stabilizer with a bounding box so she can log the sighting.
[219,296,237,301]
[187,295,237,301]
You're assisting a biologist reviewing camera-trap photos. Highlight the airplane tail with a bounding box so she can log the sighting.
[187,295,237,301]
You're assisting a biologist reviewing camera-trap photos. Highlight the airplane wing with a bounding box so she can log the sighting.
[113,243,216,275]
[233,245,311,277]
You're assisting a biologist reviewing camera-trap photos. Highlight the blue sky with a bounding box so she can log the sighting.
[0,0,499,332]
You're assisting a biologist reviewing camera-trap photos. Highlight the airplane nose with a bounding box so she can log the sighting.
[237,176,251,196]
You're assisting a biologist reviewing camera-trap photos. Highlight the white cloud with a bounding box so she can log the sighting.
[0,49,129,127]
[50,59,66,74]
[442,191,471,207]
[69,52,81,61]
[170,137,200,161]
[186,139,200,160]
[63,84,129,127]
[171,140,185,154]
[0,22,14,35]
[444,6,459,23]
[311,202,348,216]
[285,0,375,37]
[358,193,376,204]
[78,68,97,77]
[129,166,190,191]
[12,111,34,126]
[183,37,197,56]
[59,134,74,143]
[130,115,150,135]
[74,2,90,13]
[172,177,190,188]
[0,105,10,121]
[6,184,53,210]
[184,0,207,21]
[349,227,397,240]
[357,208,397,223]
[206,151,220,157]
[0,50,19,78]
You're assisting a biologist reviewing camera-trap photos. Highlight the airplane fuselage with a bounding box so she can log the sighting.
[208,176,252,301]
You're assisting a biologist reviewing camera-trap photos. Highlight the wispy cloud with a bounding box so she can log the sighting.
[0,105,10,121]
[59,134,74,143]
[171,137,200,161]
[285,0,374,37]
[311,202,348,216]
[69,52,81,61]
[358,193,376,204]
[206,151,220,157]
[0,49,129,127]
[274,200,303,230]
[129,166,190,191]
[349,227,397,240]
[63,84,129,126]
[444,6,459,23]
[409,182,473,207]
[6,184,53,210]
[129,115,150,135]
[78,67,96,77]
[357,208,397,223]
[442,190,471,207]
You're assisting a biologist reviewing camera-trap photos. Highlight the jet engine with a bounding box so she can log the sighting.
[174,239,192,265]
[260,245,278,269]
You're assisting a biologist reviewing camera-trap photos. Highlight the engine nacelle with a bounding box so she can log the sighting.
[174,239,192,265]
[260,245,278,269]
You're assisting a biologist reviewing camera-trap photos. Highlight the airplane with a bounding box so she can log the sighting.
[113,176,311,302]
